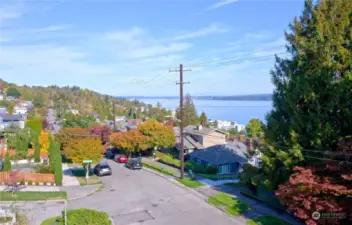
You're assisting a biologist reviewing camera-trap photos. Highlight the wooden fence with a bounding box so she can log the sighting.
[0,172,55,184]
[0,149,48,159]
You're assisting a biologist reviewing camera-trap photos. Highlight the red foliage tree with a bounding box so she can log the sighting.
[275,165,352,225]
[42,119,48,130]
[55,127,90,150]
[90,125,112,144]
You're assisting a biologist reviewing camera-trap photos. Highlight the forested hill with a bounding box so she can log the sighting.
[0,79,156,120]
[124,94,272,101]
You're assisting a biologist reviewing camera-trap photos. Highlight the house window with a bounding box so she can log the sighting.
[207,163,212,167]
[197,159,202,165]
[219,165,231,174]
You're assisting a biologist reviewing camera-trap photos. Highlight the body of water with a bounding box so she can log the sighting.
[135,98,273,125]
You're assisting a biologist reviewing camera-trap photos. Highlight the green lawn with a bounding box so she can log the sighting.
[198,173,238,181]
[71,169,102,186]
[175,177,204,188]
[0,191,67,201]
[208,193,249,216]
[143,161,176,177]
[247,216,292,225]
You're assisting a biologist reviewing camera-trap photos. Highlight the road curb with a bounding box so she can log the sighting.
[67,184,102,201]
[0,199,66,204]
[142,167,206,200]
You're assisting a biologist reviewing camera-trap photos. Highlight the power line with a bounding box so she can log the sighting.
[186,45,286,68]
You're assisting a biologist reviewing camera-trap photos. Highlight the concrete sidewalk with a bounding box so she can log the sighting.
[60,184,101,200]
[0,185,59,192]
[62,164,80,186]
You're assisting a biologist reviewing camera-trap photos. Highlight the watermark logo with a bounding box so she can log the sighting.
[312,211,321,220]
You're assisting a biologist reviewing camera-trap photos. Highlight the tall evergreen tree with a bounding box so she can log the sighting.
[243,0,352,191]
[199,112,208,127]
[176,94,199,126]
[3,152,11,172]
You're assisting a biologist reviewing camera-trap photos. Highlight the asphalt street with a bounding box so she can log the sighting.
[68,160,242,225]
[2,160,244,225]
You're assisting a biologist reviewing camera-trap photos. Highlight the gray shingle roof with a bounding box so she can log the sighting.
[189,142,248,165]
[0,114,22,121]
[174,127,203,150]
[184,125,226,136]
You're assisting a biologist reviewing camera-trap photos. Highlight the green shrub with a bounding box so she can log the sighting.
[33,164,54,174]
[157,152,181,168]
[20,180,25,185]
[28,181,33,185]
[26,120,42,133]
[55,208,111,225]
[185,161,217,174]
[35,181,39,185]
[3,152,11,172]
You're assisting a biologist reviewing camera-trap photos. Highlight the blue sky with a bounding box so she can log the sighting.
[0,0,304,96]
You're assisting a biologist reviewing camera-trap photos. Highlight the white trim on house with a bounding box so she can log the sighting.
[219,165,231,174]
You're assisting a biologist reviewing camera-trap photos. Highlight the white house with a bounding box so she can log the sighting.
[0,114,25,131]
[0,93,4,101]
[114,116,126,123]
[0,107,6,114]
[13,106,28,115]
[69,109,79,115]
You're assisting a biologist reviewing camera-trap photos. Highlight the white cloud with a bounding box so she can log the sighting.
[25,25,70,33]
[173,23,228,40]
[104,27,192,59]
[105,27,147,42]
[207,0,239,11]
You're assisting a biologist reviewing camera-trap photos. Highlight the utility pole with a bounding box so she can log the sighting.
[170,64,191,179]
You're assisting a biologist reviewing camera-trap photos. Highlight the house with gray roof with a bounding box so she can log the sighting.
[184,125,227,148]
[0,114,25,131]
[188,142,248,174]
[174,127,203,154]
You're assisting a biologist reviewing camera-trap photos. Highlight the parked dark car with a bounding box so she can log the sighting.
[104,148,120,159]
[125,158,143,170]
[94,162,112,176]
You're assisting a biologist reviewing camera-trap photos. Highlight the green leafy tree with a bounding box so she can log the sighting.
[199,112,208,127]
[176,94,199,126]
[245,119,264,138]
[213,120,218,128]
[6,87,21,97]
[3,152,11,171]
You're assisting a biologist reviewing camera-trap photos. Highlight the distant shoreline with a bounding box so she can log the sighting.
[119,94,272,101]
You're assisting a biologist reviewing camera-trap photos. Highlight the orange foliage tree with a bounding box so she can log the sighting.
[110,130,148,157]
[39,130,50,152]
[138,119,176,151]
[55,127,90,150]
[64,138,104,164]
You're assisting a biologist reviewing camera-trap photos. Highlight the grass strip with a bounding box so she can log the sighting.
[143,161,176,177]
[175,177,204,188]
[208,193,249,216]
[71,169,102,186]
[247,216,292,225]
[0,191,67,201]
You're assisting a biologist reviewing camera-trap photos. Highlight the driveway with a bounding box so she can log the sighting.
[68,160,243,225]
